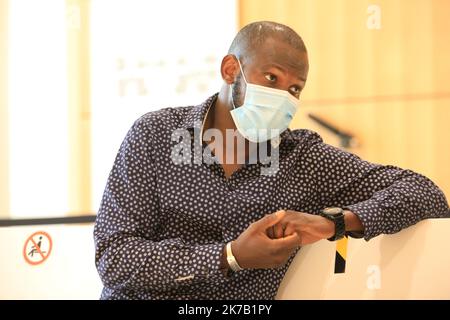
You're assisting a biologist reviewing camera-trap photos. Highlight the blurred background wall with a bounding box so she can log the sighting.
[240,0,450,199]
[0,0,449,220]
[0,0,9,218]
[0,0,237,219]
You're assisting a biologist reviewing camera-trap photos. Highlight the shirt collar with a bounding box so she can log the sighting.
[179,93,218,131]
[178,92,295,147]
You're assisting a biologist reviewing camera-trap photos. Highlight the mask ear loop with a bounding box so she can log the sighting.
[230,83,237,110]
[236,58,248,84]
[230,58,248,110]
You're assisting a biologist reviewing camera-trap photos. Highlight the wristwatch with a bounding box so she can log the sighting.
[319,207,346,241]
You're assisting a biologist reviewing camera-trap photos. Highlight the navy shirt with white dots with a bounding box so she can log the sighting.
[94,93,449,300]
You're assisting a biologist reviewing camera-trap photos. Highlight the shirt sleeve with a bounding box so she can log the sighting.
[93,118,229,293]
[305,140,450,241]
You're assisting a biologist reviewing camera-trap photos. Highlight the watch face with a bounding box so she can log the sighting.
[323,207,343,216]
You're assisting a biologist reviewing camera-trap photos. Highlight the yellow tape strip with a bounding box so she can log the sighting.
[336,236,348,260]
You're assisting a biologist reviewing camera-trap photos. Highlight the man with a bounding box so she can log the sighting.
[94,21,449,299]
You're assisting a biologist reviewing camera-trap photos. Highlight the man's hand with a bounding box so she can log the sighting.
[231,210,302,269]
[267,210,335,245]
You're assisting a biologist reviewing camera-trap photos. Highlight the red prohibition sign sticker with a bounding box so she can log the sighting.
[23,231,53,266]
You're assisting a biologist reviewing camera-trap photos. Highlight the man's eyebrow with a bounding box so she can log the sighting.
[261,63,284,71]
[261,63,307,82]
[296,75,307,82]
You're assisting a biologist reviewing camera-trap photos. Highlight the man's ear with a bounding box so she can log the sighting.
[220,54,239,84]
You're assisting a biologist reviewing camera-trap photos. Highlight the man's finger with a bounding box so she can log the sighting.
[271,232,301,250]
[252,210,286,230]
[267,226,275,239]
[274,223,285,239]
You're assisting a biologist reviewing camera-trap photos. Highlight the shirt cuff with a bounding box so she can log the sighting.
[177,243,230,286]
[345,200,383,241]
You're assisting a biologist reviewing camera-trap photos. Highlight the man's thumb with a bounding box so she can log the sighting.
[253,210,286,230]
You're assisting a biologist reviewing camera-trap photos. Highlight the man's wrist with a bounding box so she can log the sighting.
[343,209,365,238]
[343,210,364,232]
[320,207,345,241]
[226,241,244,272]
[220,244,230,276]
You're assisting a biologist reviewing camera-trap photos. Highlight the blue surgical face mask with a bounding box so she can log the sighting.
[230,59,300,143]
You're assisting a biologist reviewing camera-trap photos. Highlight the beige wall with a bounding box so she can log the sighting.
[1,0,92,218]
[239,0,450,199]
[66,0,92,215]
[0,0,9,219]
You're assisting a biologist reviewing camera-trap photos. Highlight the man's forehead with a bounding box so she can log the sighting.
[254,51,308,80]
[249,37,308,78]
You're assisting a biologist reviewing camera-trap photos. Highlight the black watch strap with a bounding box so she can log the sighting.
[328,215,345,241]
[320,207,346,241]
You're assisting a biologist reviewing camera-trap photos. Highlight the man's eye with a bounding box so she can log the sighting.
[290,87,300,94]
[289,87,301,98]
[265,74,277,82]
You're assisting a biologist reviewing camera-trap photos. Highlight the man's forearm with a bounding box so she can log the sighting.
[96,235,229,291]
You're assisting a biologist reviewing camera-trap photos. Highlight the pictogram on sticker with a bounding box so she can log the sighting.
[23,231,53,265]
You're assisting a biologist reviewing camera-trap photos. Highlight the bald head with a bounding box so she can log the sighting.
[228,21,307,60]
[220,21,309,109]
